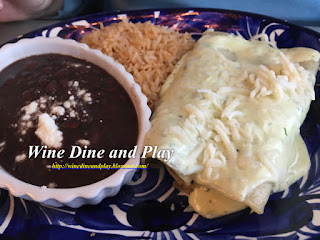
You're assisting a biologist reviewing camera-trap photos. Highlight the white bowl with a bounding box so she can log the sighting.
[0,37,151,207]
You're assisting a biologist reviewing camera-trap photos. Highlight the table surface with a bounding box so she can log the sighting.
[0,20,59,45]
[0,20,320,46]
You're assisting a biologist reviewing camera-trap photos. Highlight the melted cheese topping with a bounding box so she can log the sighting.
[190,135,309,218]
[145,31,320,217]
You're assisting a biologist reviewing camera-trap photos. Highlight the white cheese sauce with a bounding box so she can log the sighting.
[145,30,320,217]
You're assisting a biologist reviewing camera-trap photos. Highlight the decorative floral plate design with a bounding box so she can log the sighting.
[1,8,320,239]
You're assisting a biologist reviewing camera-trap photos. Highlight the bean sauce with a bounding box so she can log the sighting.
[0,54,138,188]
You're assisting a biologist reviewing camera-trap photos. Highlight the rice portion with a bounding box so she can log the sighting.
[80,20,195,110]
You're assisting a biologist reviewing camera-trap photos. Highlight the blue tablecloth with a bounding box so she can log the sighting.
[59,0,320,27]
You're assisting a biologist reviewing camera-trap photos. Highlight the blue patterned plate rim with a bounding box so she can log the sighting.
[8,8,320,44]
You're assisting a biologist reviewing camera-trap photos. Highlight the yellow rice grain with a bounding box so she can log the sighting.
[80,20,195,110]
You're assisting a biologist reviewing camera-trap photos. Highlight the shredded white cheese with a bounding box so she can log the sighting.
[35,113,63,149]
[83,93,92,103]
[47,182,57,188]
[15,153,26,162]
[51,106,65,116]
[76,139,90,146]
[0,141,5,152]
[22,101,38,115]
